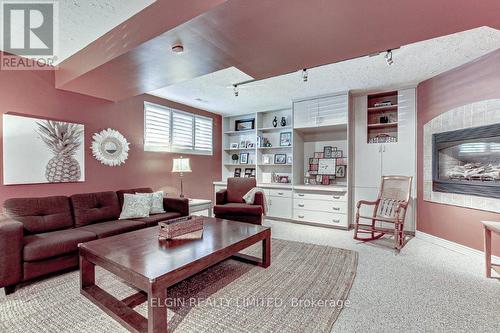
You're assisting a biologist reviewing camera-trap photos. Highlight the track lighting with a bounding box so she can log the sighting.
[385,50,394,66]
[233,84,239,97]
[302,68,308,82]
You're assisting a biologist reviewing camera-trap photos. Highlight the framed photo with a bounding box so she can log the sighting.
[323,146,333,158]
[336,165,346,178]
[280,132,292,146]
[234,168,241,177]
[314,152,324,159]
[230,143,239,149]
[262,155,272,164]
[332,150,343,158]
[287,155,293,164]
[318,158,336,175]
[309,170,318,175]
[247,142,255,148]
[316,175,322,182]
[244,168,255,178]
[235,118,255,131]
[322,175,330,185]
[240,153,249,164]
[274,154,287,164]
[309,164,318,171]
[309,158,318,164]
[239,140,247,148]
[310,178,317,185]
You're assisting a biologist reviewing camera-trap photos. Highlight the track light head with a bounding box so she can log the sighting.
[385,50,394,66]
[233,84,239,97]
[302,68,308,82]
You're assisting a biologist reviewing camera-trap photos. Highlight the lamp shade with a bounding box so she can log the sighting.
[172,157,192,173]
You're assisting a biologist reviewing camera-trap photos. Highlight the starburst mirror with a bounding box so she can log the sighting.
[91,129,130,166]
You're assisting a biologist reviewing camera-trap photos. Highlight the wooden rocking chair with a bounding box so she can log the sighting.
[354,176,413,252]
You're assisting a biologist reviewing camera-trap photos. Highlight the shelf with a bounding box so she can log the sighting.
[257,183,292,189]
[224,163,256,167]
[367,105,398,112]
[259,163,292,166]
[367,122,398,129]
[257,126,292,132]
[257,146,293,150]
[224,148,255,151]
[294,185,348,192]
[223,129,256,135]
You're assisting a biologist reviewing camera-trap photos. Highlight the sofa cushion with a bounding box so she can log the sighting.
[227,178,257,203]
[134,212,181,226]
[4,196,73,234]
[117,188,153,207]
[79,220,146,238]
[119,194,151,220]
[70,191,121,227]
[213,203,263,216]
[23,229,96,261]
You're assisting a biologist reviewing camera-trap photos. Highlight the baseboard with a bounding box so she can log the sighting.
[415,231,500,265]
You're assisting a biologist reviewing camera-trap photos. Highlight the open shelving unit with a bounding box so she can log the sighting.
[367,91,398,144]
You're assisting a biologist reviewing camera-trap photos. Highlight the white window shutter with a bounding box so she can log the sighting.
[172,111,194,149]
[195,116,213,154]
[144,103,171,151]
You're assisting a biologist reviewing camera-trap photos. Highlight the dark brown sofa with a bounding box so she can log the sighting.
[0,188,188,294]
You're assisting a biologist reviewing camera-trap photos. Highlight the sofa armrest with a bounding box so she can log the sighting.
[216,190,228,205]
[0,215,23,288]
[254,192,265,209]
[163,197,189,216]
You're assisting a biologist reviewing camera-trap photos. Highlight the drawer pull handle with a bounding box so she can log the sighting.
[332,207,340,211]
[298,215,304,218]
[298,194,305,197]
[332,219,340,223]
[333,196,341,199]
[298,204,304,207]
[278,192,284,195]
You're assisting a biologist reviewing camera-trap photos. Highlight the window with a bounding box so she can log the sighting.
[144,102,213,155]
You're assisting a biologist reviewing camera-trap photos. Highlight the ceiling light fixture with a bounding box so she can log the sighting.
[302,68,308,82]
[171,44,184,53]
[233,84,239,97]
[385,50,394,66]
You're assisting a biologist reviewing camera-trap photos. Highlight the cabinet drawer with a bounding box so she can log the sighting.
[294,200,346,214]
[293,191,347,202]
[293,209,347,227]
[269,189,292,198]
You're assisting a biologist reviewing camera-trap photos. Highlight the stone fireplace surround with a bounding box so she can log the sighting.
[424,99,500,213]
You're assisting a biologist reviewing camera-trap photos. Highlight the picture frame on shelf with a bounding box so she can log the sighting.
[309,158,318,164]
[318,158,336,175]
[279,175,289,183]
[279,132,292,146]
[239,140,247,148]
[244,168,255,178]
[234,168,241,177]
[230,143,239,149]
[335,165,346,178]
[262,155,272,164]
[235,118,255,131]
[286,155,293,164]
[314,152,324,158]
[310,178,317,185]
[332,150,343,158]
[240,153,249,164]
[323,146,333,158]
[274,154,286,164]
[247,142,255,148]
[322,175,330,185]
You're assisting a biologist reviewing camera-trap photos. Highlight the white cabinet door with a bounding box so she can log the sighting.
[267,196,292,219]
[316,94,348,127]
[293,99,318,129]
[353,95,382,188]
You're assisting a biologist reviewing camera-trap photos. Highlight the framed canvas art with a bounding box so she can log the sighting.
[3,114,85,185]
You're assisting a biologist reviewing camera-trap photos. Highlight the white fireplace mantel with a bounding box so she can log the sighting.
[423,99,500,213]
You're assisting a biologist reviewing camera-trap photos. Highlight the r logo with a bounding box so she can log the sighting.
[3,1,54,56]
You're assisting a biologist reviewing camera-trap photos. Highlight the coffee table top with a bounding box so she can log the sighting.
[79,217,269,281]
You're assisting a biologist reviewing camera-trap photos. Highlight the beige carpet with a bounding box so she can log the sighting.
[0,239,357,333]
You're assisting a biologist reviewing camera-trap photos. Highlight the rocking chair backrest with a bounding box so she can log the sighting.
[376,176,412,218]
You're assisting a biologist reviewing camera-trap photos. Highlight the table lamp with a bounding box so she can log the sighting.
[172,156,192,198]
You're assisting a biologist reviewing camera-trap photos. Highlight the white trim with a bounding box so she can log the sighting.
[415,231,500,265]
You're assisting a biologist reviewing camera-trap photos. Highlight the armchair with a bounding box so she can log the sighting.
[213,178,264,225]
[354,176,412,252]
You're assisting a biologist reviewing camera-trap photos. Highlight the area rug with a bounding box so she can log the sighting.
[0,239,358,333]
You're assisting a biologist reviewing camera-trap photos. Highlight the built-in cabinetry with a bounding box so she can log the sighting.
[353,88,416,231]
[216,92,352,229]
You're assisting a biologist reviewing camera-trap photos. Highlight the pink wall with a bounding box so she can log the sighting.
[417,48,500,256]
[0,63,221,205]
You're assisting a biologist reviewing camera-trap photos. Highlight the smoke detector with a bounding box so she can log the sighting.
[172,44,184,54]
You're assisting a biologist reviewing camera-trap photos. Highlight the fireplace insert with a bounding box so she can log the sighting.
[433,123,500,198]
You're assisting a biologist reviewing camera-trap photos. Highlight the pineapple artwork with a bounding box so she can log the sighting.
[36,120,84,182]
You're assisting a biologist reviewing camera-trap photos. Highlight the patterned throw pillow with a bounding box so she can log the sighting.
[136,191,166,215]
[119,194,151,219]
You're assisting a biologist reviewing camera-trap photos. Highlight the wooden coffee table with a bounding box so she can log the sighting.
[78,218,271,333]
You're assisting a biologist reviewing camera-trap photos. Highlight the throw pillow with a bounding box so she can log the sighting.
[136,191,166,215]
[119,194,151,219]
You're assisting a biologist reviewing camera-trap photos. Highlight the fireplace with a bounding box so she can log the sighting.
[433,123,500,198]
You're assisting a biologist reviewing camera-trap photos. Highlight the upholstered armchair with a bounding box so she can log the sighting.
[213,178,264,225]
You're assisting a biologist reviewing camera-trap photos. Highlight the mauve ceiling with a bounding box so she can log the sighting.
[56,0,500,101]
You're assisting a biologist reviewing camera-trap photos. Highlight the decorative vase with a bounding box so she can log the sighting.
[272,116,278,128]
[280,117,287,127]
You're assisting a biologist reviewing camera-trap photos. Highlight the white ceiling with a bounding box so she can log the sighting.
[149,27,500,116]
[0,0,155,64]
